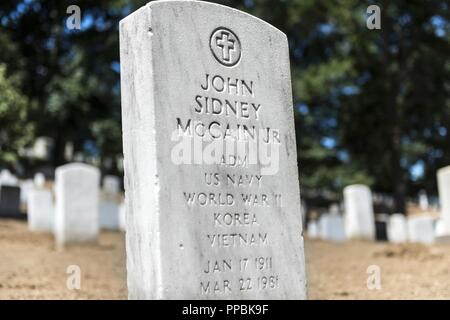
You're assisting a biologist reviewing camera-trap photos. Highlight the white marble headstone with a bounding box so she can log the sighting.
[0,170,18,186]
[387,214,408,243]
[54,163,100,247]
[307,220,319,239]
[19,179,34,204]
[119,202,126,232]
[34,172,46,188]
[418,190,428,211]
[103,175,121,194]
[120,1,306,299]
[437,166,450,235]
[100,200,120,230]
[343,184,375,240]
[408,215,435,245]
[100,175,121,230]
[319,213,346,242]
[435,218,446,238]
[28,189,54,232]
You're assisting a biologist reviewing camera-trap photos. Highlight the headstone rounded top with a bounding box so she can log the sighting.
[0,169,18,186]
[56,162,100,176]
[103,175,121,194]
[144,0,287,39]
[343,184,371,194]
[438,165,450,175]
[34,172,46,188]
[329,203,340,215]
[390,213,406,220]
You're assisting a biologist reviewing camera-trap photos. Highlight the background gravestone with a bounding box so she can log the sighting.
[408,215,435,245]
[387,214,408,243]
[118,202,126,232]
[120,1,306,299]
[34,173,46,188]
[103,175,121,194]
[19,179,34,205]
[100,175,121,230]
[0,170,18,186]
[319,213,345,242]
[28,189,54,232]
[54,163,100,247]
[100,200,120,230]
[307,220,319,239]
[437,166,450,235]
[344,184,375,240]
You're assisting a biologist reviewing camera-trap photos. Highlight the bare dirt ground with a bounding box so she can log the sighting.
[0,219,127,299]
[2,219,450,299]
[305,238,450,299]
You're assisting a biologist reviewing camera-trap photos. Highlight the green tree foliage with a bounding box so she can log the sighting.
[0,0,126,172]
[0,64,34,165]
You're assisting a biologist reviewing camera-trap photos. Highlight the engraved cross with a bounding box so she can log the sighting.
[216,32,235,62]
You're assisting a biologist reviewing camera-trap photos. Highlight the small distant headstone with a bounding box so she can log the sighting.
[418,190,429,211]
[0,170,18,186]
[408,215,435,245]
[100,175,121,231]
[120,1,307,299]
[54,163,100,247]
[329,203,340,215]
[319,213,346,242]
[0,185,21,218]
[19,179,34,204]
[34,172,46,188]
[119,202,126,232]
[28,189,54,232]
[387,214,408,243]
[434,218,446,237]
[437,166,450,235]
[343,184,375,240]
[100,200,120,230]
[103,175,121,194]
[307,220,319,239]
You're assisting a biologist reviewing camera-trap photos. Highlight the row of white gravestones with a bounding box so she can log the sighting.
[311,209,437,245]
[120,1,307,299]
[387,214,441,245]
[27,164,124,242]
